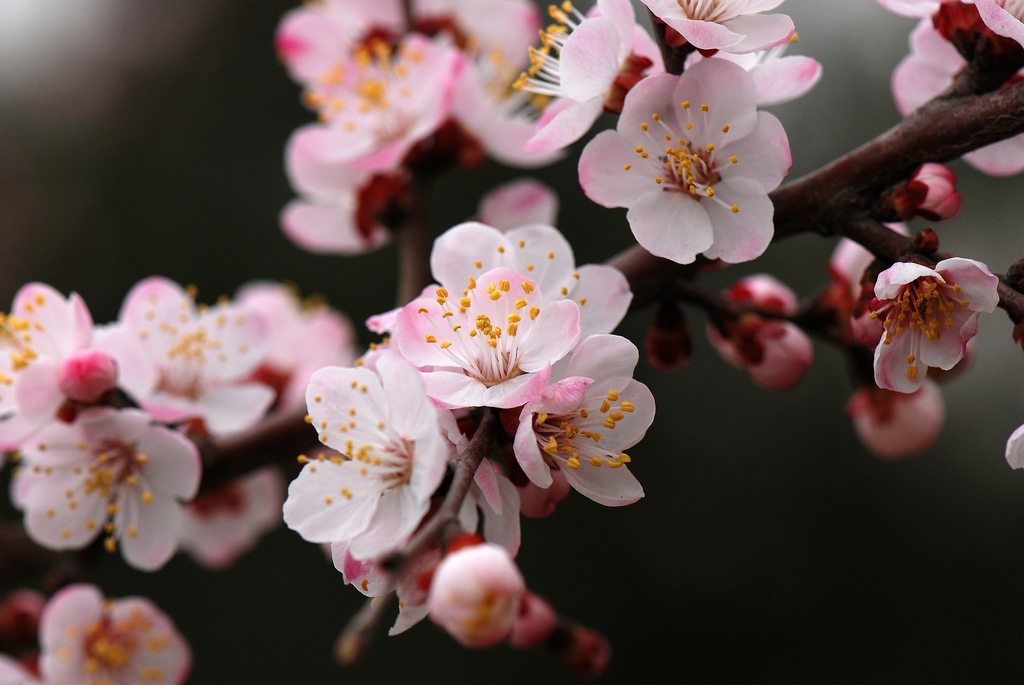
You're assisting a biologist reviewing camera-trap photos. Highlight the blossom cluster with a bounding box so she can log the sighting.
[5,0,1024,679]
[283,216,655,640]
[1,278,356,572]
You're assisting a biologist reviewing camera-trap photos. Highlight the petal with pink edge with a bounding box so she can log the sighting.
[558,18,623,101]
[526,96,606,152]
[281,200,391,255]
[975,0,1024,48]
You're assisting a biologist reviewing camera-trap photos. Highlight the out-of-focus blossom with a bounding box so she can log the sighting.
[0,283,117,451]
[869,258,998,393]
[394,266,581,409]
[514,335,652,506]
[644,299,693,371]
[514,0,663,152]
[38,584,190,685]
[235,281,357,412]
[846,381,945,458]
[642,0,795,53]
[12,408,201,571]
[475,178,559,230]
[178,467,286,570]
[827,224,910,347]
[97,276,274,437]
[707,275,813,390]
[507,591,557,649]
[428,543,525,648]
[1005,418,1024,468]
[892,18,1024,176]
[275,0,405,84]
[0,654,39,684]
[283,354,451,560]
[430,221,630,339]
[280,35,464,255]
[579,59,791,265]
[875,0,944,16]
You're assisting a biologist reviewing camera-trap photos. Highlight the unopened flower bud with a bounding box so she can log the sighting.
[644,300,692,371]
[879,163,961,222]
[507,591,557,649]
[58,348,118,403]
[908,163,961,221]
[517,469,572,518]
[707,275,814,391]
[428,543,525,648]
[845,381,945,459]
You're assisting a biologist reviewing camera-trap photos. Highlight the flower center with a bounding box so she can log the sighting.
[627,105,741,213]
[870,275,971,380]
[75,607,171,682]
[418,275,540,386]
[676,0,750,23]
[303,37,422,144]
[533,389,637,470]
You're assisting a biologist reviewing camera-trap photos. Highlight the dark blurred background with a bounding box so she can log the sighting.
[1,1,1022,682]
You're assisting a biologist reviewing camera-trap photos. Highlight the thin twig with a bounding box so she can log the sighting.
[335,408,500,665]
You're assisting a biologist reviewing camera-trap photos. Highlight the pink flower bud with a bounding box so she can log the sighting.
[908,163,961,221]
[508,591,557,649]
[57,348,117,403]
[428,543,525,648]
[845,381,945,459]
[517,469,571,518]
[707,275,814,391]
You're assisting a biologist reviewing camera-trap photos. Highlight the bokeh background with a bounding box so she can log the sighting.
[1,1,1022,682]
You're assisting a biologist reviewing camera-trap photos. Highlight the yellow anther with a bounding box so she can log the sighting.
[623,163,632,171]
[731,205,740,213]
[700,103,709,111]
[729,155,738,164]
[640,122,648,131]
[681,100,690,109]
[589,456,603,467]
[620,401,635,412]
[425,334,437,343]
[440,341,452,349]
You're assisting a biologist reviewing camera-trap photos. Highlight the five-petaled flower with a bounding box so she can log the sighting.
[869,258,999,393]
[282,353,452,560]
[579,57,791,265]
[12,408,201,571]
